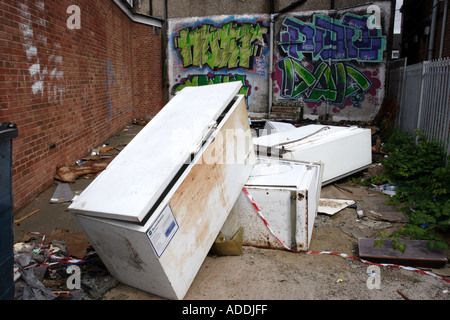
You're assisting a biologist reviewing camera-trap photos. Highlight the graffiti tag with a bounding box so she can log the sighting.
[174,21,268,70]
[279,13,386,62]
[277,58,371,108]
[172,74,251,97]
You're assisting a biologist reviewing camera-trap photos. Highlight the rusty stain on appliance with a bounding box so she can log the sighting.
[162,96,253,274]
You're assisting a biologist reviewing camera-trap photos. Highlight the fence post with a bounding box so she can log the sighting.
[397,57,408,127]
[415,61,427,143]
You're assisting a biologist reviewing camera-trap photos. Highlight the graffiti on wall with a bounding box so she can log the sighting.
[169,15,270,113]
[172,73,251,97]
[273,5,388,117]
[174,22,268,70]
[18,0,65,104]
[279,14,386,62]
[277,59,372,108]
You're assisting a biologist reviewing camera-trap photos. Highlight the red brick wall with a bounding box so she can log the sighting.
[0,0,163,213]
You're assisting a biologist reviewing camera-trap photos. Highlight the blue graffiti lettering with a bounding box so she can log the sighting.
[279,13,386,62]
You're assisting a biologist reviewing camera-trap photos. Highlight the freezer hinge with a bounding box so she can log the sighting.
[290,191,297,251]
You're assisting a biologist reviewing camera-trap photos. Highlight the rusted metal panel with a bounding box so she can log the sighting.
[221,158,323,252]
[69,83,255,300]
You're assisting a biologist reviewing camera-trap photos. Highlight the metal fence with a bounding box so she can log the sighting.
[390,58,450,156]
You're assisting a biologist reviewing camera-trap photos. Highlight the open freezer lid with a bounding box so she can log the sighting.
[69,82,243,223]
[246,157,319,189]
[253,125,362,149]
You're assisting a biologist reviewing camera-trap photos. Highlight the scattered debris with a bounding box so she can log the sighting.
[46,228,91,259]
[50,183,74,204]
[365,210,409,223]
[13,231,117,300]
[371,183,397,197]
[100,146,115,153]
[55,156,115,183]
[132,118,150,126]
[318,198,355,216]
[396,289,410,300]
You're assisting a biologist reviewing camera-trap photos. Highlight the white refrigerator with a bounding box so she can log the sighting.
[220,157,323,252]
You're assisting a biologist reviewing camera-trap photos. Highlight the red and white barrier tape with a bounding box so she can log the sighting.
[242,187,450,284]
[242,187,302,253]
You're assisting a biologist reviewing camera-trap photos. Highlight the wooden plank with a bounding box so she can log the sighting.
[358,238,448,268]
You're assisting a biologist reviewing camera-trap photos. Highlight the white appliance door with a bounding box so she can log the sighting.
[69,82,242,223]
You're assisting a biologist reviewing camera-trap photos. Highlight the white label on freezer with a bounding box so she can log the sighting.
[147,205,179,258]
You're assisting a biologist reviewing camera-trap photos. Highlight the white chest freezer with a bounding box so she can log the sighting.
[68,82,256,300]
[220,157,323,252]
[252,125,372,185]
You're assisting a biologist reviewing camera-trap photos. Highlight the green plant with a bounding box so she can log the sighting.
[371,129,449,251]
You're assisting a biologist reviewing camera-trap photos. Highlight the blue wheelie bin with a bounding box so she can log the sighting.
[0,122,18,300]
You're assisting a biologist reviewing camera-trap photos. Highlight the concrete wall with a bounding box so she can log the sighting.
[0,0,163,212]
[165,1,392,120]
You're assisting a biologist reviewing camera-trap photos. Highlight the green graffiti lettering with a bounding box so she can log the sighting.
[174,22,268,70]
[172,74,250,97]
[277,58,372,108]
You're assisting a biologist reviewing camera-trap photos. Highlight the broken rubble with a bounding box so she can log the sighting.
[13,230,117,300]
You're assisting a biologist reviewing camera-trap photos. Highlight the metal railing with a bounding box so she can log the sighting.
[390,58,450,156]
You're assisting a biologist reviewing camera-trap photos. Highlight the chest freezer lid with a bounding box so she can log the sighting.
[69,82,242,223]
[253,125,361,149]
[246,157,317,189]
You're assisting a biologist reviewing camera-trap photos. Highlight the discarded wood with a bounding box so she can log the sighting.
[396,290,410,300]
[100,146,115,153]
[55,156,115,183]
[14,209,40,224]
[358,238,448,268]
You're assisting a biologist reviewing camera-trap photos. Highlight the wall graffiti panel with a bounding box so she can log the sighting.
[168,15,270,113]
[168,2,391,121]
[273,2,391,121]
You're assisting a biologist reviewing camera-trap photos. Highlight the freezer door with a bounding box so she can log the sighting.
[245,157,316,189]
[69,82,242,223]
